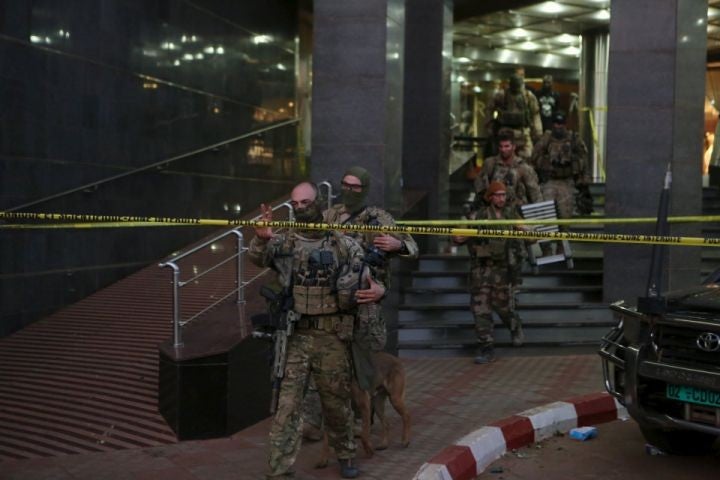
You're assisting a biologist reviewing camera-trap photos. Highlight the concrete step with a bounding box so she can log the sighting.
[417,252,603,272]
[402,286,602,304]
[398,303,612,323]
[407,270,603,288]
[398,310,613,328]
[397,325,607,349]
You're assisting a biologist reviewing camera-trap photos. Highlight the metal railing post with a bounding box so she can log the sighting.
[231,229,246,304]
[159,262,183,349]
[317,181,334,211]
[155,188,325,347]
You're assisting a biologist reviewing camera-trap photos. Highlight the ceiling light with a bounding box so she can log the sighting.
[595,9,610,20]
[457,57,472,63]
[508,28,530,38]
[473,86,482,93]
[558,34,576,44]
[252,35,272,44]
[521,41,539,51]
[559,46,581,56]
[540,2,564,14]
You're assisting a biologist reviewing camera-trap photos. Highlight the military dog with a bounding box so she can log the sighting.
[317,351,411,467]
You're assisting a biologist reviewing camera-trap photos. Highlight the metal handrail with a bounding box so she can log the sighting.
[158,178,333,349]
[317,180,334,211]
[6,118,299,213]
[159,200,294,348]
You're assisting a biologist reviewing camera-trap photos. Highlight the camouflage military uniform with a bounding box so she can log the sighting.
[324,204,418,352]
[530,130,589,219]
[487,88,543,159]
[249,229,367,479]
[301,204,419,435]
[474,154,543,208]
[465,205,525,347]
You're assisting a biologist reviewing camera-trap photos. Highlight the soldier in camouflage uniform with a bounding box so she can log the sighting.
[325,166,419,352]
[530,112,589,219]
[486,73,543,160]
[474,130,543,209]
[530,113,589,254]
[302,166,418,440]
[250,182,385,479]
[453,181,527,364]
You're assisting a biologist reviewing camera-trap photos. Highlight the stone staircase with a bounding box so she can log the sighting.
[397,179,720,357]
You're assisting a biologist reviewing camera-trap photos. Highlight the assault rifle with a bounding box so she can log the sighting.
[252,284,299,414]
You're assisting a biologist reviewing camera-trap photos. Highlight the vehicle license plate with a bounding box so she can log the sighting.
[666,384,720,408]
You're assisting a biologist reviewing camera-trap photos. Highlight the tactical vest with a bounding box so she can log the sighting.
[469,207,512,262]
[483,157,525,207]
[324,205,393,285]
[497,90,531,129]
[538,134,580,180]
[276,232,355,315]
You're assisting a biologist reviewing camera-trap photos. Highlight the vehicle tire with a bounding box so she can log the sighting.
[639,425,718,455]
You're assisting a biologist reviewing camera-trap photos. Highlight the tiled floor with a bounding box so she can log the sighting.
[1,351,604,480]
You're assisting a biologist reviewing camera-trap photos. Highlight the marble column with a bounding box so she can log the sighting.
[401,0,453,223]
[310,0,405,214]
[603,0,706,302]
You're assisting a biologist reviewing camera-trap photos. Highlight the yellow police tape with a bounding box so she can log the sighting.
[1,211,720,248]
[397,215,720,226]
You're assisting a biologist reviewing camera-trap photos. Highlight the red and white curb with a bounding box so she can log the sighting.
[413,392,628,480]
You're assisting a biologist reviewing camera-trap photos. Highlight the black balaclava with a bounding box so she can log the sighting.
[341,166,371,213]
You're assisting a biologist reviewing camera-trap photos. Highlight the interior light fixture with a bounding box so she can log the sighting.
[521,41,538,50]
[508,28,530,38]
[457,57,472,63]
[560,46,581,56]
[540,2,564,14]
[216,46,225,54]
[252,35,272,44]
[595,9,611,20]
[558,34,575,44]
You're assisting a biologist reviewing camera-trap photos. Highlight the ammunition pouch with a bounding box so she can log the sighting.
[293,286,339,315]
[296,314,354,341]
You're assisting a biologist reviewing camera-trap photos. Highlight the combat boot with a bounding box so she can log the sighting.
[511,325,525,347]
[339,458,359,479]
[474,344,496,364]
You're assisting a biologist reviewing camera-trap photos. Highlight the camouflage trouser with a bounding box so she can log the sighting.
[267,330,355,478]
[301,303,385,428]
[470,262,520,346]
[541,179,575,219]
[354,303,386,352]
[300,379,323,434]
